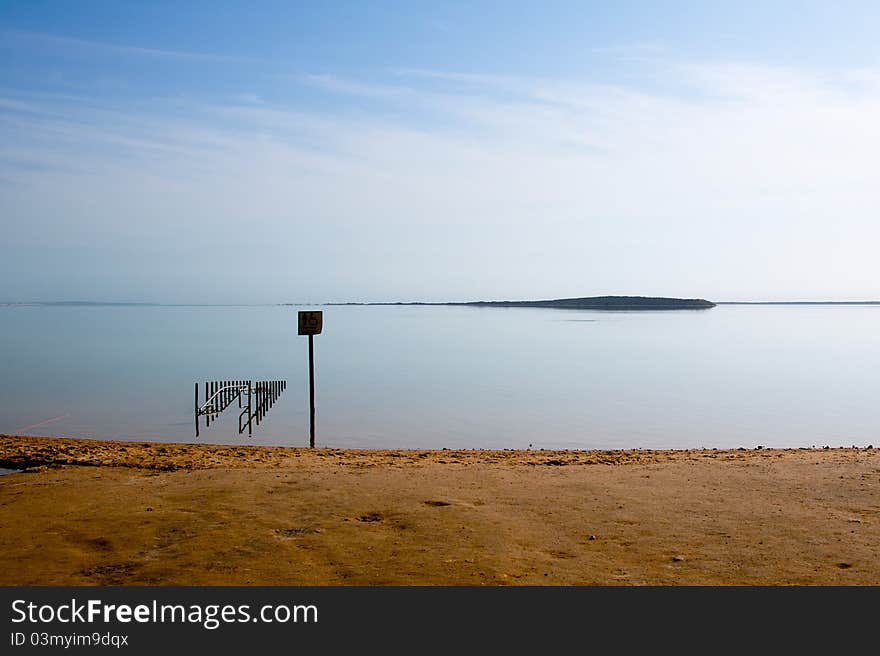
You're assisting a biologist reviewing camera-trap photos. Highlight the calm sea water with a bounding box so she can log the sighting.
[1,304,877,450]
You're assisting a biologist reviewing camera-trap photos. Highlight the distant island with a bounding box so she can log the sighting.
[328,296,717,310]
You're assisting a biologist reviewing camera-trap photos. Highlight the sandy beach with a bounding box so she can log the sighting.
[1,434,878,585]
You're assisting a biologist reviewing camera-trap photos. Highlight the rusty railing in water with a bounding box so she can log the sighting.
[194,380,286,437]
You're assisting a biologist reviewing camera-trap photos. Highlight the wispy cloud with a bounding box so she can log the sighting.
[298,74,417,99]
[0,28,254,63]
[589,42,667,55]
[0,97,38,111]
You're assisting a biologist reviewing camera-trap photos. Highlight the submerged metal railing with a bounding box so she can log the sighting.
[194,380,286,437]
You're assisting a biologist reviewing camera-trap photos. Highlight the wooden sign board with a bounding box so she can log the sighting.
[298,310,323,335]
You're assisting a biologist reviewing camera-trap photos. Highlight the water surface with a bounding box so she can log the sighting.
[1,304,877,450]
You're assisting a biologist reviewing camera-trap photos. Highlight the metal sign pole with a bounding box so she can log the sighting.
[298,310,322,448]
[309,333,316,448]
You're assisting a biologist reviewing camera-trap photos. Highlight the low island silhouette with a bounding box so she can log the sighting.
[329,296,716,310]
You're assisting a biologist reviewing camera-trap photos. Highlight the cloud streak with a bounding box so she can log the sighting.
[1,29,255,63]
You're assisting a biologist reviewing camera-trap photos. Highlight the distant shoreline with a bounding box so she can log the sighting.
[715,301,880,305]
[321,298,880,308]
[0,302,270,308]
[326,296,716,310]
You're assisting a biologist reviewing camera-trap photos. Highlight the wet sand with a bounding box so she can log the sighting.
[1,435,878,585]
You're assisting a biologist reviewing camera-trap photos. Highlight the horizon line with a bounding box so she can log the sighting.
[4,298,880,307]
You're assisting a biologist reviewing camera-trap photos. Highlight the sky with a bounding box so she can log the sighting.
[2,1,879,303]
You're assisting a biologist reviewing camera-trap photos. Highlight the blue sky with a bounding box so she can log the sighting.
[2,1,880,302]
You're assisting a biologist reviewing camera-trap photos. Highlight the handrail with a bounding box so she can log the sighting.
[197,384,249,417]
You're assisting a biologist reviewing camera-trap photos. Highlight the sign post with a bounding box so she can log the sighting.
[298,311,323,447]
